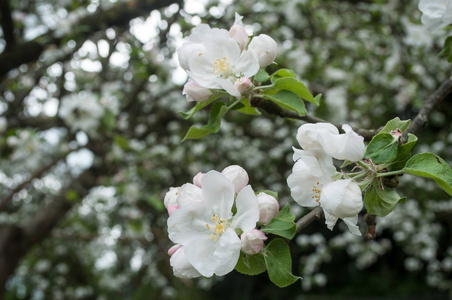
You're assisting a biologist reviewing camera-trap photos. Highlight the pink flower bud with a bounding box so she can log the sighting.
[168,244,182,256]
[182,80,213,102]
[248,34,277,68]
[229,24,249,51]
[241,229,268,255]
[164,187,179,209]
[221,165,249,194]
[193,172,205,188]
[234,77,253,94]
[256,192,279,225]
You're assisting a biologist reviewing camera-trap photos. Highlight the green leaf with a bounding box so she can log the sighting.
[102,110,116,129]
[265,77,316,105]
[364,133,398,164]
[264,239,301,288]
[235,98,262,115]
[263,91,306,117]
[178,97,216,120]
[270,69,296,84]
[389,134,418,171]
[439,36,452,61]
[363,182,406,217]
[256,190,278,200]
[313,93,322,106]
[403,153,452,196]
[261,204,296,239]
[114,135,130,151]
[235,252,267,275]
[182,101,228,141]
[255,70,270,83]
[380,117,411,134]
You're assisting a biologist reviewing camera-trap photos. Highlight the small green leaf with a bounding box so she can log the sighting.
[264,239,301,288]
[389,134,418,171]
[263,91,306,117]
[236,98,262,115]
[380,117,411,134]
[261,205,296,239]
[256,190,278,200]
[255,70,270,83]
[265,77,316,104]
[363,182,406,217]
[235,252,267,275]
[439,36,452,59]
[270,69,296,84]
[403,153,452,196]
[182,101,228,141]
[114,135,130,151]
[178,98,215,120]
[364,133,398,164]
[313,93,322,106]
[65,190,80,202]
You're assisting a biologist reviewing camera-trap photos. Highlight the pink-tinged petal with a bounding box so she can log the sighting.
[167,205,179,216]
[168,244,182,256]
[202,171,235,219]
[231,186,259,232]
[167,203,211,245]
[211,228,242,276]
[170,246,202,278]
[177,183,202,207]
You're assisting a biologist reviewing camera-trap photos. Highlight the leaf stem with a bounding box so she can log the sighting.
[376,170,404,177]
[253,84,274,90]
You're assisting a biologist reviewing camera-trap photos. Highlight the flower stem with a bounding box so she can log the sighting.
[376,170,404,178]
[253,84,274,90]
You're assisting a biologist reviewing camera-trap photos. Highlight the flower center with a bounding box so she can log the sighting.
[213,57,231,77]
[311,181,321,204]
[206,214,227,242]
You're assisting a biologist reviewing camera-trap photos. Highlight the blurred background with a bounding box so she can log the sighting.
[0,0,451,299]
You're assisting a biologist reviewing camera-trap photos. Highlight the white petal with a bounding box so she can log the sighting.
[231,186,259,232]
[177,183,202,207]
[185,235,217,277]
[215,78,241,98]
[232,50,260,78]
[342,215,362,236]
[287,167,321,207]
[202,171,235,219]
[211,228,242,276]
[170,246,202,278]
[167,203,211,245]
[322,209,338,231]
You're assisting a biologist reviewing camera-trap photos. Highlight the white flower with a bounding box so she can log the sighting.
[240,229,267,255]
[167,171,259,277]
[59,91,104,135]
[319,179,363,236]
[229,13,249,51]
[256,192,279,225]
[177,23,259,98]
[248,34,278,68]
[419,0,452,32]
[296,123,365,162]
[182,79,213,102]
[164,187,180,215]
[221,165,249,194]
[287,153,362,235]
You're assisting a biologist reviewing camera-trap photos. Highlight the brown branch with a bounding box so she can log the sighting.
[250,97,377,140]
[403,78,452,140]
[364,213,376,240]
[295,206,324,233]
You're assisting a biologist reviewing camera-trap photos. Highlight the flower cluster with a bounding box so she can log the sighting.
[164,165,279,278]
[178,13,277,101]
[287,123,366,235]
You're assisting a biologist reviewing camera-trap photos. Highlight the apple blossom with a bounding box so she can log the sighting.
[177,21,259,98]
[256,192,279,225]
[229,13,249,51]
[418,0,452,32]
[248,34,278,68]
[222,165,249,194]
[296,123,365,162]
[182,79,213,102]
[234,77,253,94]
[167,170,260,277]
[240,229,268,255]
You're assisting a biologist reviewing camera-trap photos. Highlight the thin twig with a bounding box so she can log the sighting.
[295,206,324,233]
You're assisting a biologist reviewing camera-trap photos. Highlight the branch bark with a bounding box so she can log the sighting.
[295,206,324,233]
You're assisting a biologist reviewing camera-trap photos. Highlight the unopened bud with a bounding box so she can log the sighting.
[234,77,253,94]
[168,244,182,256]
[193,172,205,188]
[164,187,179,209]
[182,80,213,102]
[241,229,267,255]
[221,165,249,194]
[248,34,277,68]
[229,24,249,51]
[256,192,279,225]
[320,179,363,219]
